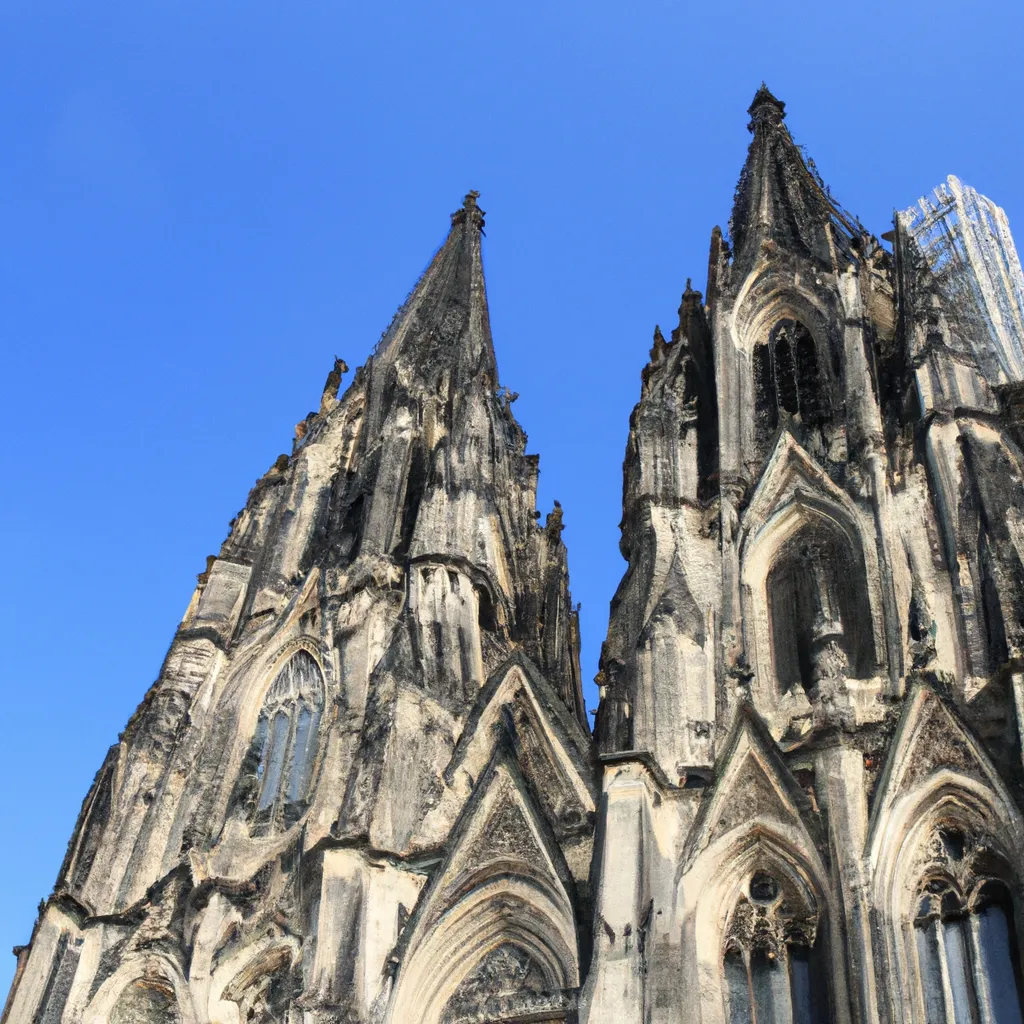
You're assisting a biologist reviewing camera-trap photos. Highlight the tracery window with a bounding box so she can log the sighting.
[250,650,324,834]
[912,825,1024,1023]
[723,870,829,1023]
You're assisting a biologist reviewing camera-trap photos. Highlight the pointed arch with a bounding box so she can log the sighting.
[229,644,326,836]
[81,954,195,1024]
[739,435,885,706]
[727,277,847,477]
[679,706,846,1023]
[868,684,1024,1022]
[731,278,842,376]
[683,825,836,1024]
[386,755,580,1024]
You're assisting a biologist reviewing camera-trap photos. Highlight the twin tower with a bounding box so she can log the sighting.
[9,88,1024,1024]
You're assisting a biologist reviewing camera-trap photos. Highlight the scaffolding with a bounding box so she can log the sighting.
[900,175,1024,384]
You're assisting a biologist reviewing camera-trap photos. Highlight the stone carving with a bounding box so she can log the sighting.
[440,944,567,1024]
[724,871,819,957]
[8,90,1024,1024]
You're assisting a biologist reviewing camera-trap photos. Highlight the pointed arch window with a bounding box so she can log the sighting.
[250,650,324,833]
[723,870,830,1023]
[912,826,1024,1023]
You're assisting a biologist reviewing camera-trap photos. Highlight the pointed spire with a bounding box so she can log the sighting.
[366,191,498,435]
[747,83,786,132]
[728,85,835,275]
[451,189,485,230]
[374,190,493,366]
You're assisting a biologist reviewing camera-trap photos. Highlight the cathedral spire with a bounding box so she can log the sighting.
[747,82,786,131]
[728,85,836,275]
[371,190,498,403]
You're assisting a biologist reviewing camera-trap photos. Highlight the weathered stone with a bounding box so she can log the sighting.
[7,90,1024,1024]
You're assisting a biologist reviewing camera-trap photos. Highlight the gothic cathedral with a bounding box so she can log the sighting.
[7,87,1024,1024]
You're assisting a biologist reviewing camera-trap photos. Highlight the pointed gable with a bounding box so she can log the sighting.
[868,682,1020,845]
[741,430,857,546]
[427,755,570,920]
[417,655,596,857]
[386,750,581,1023]
[684,703,820,871]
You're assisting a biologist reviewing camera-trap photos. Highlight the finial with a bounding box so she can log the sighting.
[747,83,786,132]
[545,500,565,543]
[679,278,703,319]
[451,189,485,229]
[650,325,668,363]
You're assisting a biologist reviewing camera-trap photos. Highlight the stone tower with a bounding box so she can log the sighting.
[8,89,1024,1024]
[583,87,1024,1023]
[3,192,596,1024]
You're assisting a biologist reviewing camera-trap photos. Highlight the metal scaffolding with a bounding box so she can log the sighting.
[900,175,1024,384]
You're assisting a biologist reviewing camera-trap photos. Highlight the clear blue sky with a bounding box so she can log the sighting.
[2,0,1023,995]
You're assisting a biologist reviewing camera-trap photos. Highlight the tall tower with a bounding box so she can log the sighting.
[584,87,1024,1023]
[8,92,1024,1024]
[4,193,596,1024]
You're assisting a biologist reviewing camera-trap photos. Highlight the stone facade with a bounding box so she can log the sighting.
[6,88,1024,1023]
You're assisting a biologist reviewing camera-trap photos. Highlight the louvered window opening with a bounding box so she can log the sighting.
[753,320,832,438]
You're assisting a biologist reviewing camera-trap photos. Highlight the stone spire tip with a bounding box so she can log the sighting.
[452,190,485,229]
[747,83,786,132]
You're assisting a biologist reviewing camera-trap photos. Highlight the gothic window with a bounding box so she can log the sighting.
[775,332,800,415]
[912,826,1024,1023]
[753,321,832,441]
[754,342,778,435]
[766,523,873,694]
[723,870,829,1023]
[250,650,324,834]
[795,329,828,424]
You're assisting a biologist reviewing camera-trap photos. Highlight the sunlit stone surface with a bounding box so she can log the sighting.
[7,90,1024,1024]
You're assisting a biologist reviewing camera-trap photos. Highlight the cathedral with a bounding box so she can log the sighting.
[8,86,1024,1024]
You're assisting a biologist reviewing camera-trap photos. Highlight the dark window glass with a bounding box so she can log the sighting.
[750,872,780,904]
[795,328,828,424]
[916,920,946,1024]
[754,342,778,436]
[789,946,813,1024]
[976,883,1024,1024]
[250,651,325,830]
[725,950,754,1024]
[942,916,975,1023]
[915,874,1024,1023]
[751,951,789,1021]
[941,827,966,862]
[259,710,290,811]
